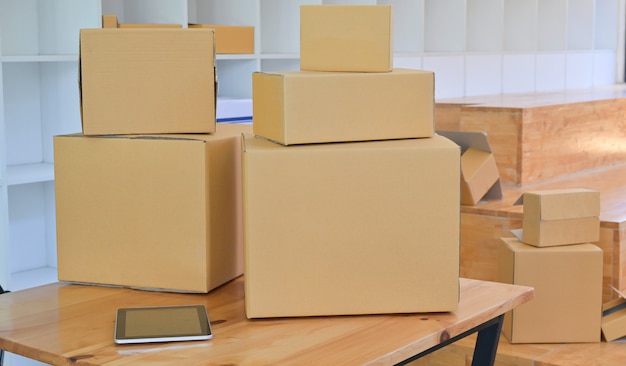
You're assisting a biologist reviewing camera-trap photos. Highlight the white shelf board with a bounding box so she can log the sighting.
[1,54,78,63]
[10,266,58,292]
[216,54,258,60]
[259,53,300,60]
[7,163,55,186]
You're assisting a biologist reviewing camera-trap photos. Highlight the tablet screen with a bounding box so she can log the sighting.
[115,305,212,344]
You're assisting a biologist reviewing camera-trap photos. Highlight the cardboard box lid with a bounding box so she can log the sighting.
[79,28,216,135]
[300,4,392,72]
[519,188,600,220]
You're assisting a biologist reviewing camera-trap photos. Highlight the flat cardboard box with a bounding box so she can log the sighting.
[252,69,434,145]
[437,130,503,206]
[79,28,216,135]
[189,24,254,54]
[102,14,182,28]
[522,189,600,247]
[498,237,603,343]
[242,133,460,318]
[54,123,251,293]
[300,5,392,72]
[602,291,626,341]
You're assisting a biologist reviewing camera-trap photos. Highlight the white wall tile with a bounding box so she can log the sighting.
[393,56,423,70]
[465,54,502,96]
[593,50,618,85]
[535,53,566,92]
[422,55,465,99]
[566,51,593,89]
[502,53,536,93]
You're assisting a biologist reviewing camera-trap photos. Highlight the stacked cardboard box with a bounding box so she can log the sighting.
[243,5,461,318]
[498,188,603,343]
[54,24,250,292]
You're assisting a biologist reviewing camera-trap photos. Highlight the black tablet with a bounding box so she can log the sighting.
[114,304,213,344]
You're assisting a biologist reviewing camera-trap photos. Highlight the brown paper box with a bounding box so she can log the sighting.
[498,237,603,343]
[79,28,216,135]
[189,24,254,54]
[522,189,600,247]
[54,123,250,292]
[300,5,392,72]
[242,134,460,318]
[252,69,434,145]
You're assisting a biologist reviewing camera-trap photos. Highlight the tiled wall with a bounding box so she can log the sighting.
[395,50,617,100]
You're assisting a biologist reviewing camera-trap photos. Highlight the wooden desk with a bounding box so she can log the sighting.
[0,277,533,366]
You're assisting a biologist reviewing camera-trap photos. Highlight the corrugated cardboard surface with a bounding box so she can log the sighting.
[242,134,460,318]
[189,24,254,54]
[54,123,250,292]
[522,189,600,246]
[498,237,603,343]
[523,216,600,247]
[252,69,434,145]
[79,28,216,135]
[602,299,626,341]
[460,147,500,205]
[524,188,600,220]
[300,5,392,72]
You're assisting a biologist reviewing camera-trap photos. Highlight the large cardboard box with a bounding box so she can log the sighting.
[54,123,251,293]
[252,69,434,145]
[242,133,461,318]
[522,188,600,247]
[300,5,392,72]
[79,28,216,135]
[498,237,603,343]
[189,24,254,54]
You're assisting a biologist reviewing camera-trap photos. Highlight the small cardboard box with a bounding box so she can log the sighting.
[300,5,392,72]
[602,292,626,341]
[54,123,251,293]
[437,130,502,205]
[252,69,434,145]
[79,28,216,135]
[189,24,254,54]
[242,133,460,318]
[460,148,500,205]
[498,237,603,343]
[522,189,600,247]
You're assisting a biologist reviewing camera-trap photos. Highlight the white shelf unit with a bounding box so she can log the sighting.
[0,0,622,293]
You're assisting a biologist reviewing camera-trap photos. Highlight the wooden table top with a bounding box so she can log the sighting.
[0,277,533,366]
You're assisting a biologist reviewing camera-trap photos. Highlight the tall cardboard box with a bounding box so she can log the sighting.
[79,28,216,135]
[498,237,603,343]
[252,69,434,145]
[522,188,600,247]
[54,123,251,292]
[242,134,461,318]
[300,5,392,72]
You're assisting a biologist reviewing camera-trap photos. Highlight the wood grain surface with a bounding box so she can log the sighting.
[0,277,533,366]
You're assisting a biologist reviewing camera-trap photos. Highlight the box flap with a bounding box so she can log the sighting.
[438,130,503,203]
